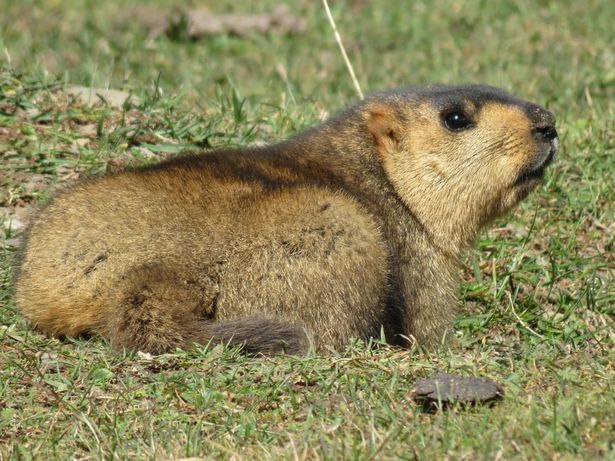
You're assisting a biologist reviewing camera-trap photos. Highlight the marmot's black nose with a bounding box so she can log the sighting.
[526,104,557,142]
[533,122,558,142]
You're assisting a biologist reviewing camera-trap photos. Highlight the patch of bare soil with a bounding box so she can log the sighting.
[120,4,307,40]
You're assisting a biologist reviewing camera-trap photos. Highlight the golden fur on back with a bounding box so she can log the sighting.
[14,85,558,354]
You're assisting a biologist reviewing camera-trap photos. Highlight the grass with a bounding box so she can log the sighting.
[1,0,614,459]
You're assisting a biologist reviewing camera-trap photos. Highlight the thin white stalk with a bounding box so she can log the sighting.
[322,0,364,99]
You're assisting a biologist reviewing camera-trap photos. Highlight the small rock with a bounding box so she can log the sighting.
[39,352,66,373]
[0,206,32,233]
[24,107,41,119]
[413,372,504,409]
[2,237,22,248]
[66,86,138,108]
[137,351,154,360]
[77,123,99,137]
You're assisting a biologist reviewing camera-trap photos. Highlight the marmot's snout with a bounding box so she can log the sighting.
[516,104,558,185]
[528,103,558,163]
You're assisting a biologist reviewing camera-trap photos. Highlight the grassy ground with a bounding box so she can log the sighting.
[1,0,614,459]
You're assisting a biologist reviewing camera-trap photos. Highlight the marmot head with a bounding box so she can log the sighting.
[364,84,558,249]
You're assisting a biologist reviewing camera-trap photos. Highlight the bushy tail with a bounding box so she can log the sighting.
[186,317,310,355]
[102,264,310,355]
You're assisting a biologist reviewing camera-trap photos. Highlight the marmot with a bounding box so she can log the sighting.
[14,85,558,355]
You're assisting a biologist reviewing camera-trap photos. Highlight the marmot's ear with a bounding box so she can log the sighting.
[367,105,400,151]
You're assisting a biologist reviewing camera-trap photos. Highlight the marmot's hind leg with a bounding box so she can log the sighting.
[103,264,309,355]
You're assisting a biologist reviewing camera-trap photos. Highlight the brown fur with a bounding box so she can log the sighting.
[14,85,557,354]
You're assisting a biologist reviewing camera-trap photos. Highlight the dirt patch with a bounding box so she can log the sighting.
[132,4,307,40]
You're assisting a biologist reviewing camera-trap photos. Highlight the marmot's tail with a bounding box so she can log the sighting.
[102,264,310,355]
[189,317,310,355]
[108,310,310,355]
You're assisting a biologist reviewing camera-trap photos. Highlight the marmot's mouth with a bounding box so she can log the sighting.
[515,137,558,185]
[516,166,545,184]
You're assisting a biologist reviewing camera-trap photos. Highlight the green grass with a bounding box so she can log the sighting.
[1,0,614,459]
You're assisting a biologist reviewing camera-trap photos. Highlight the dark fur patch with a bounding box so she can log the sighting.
[201,317,310,355]
[84,254,108,276]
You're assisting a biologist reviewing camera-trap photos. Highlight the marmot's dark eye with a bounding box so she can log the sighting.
[442,111,473,131]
